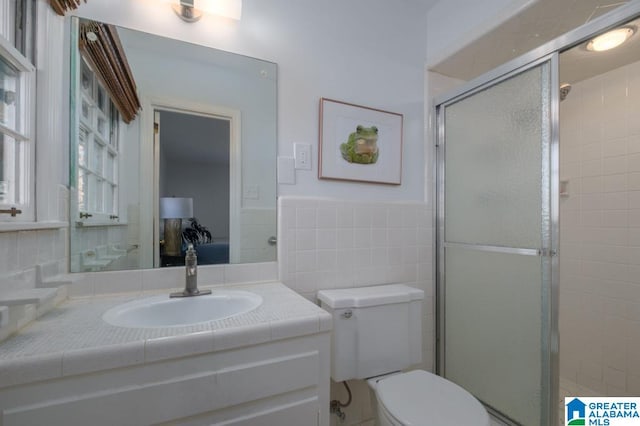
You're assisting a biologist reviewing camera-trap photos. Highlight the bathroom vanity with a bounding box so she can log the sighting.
[0,282,331,426]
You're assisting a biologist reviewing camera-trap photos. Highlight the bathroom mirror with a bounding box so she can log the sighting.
[69,18,277,273]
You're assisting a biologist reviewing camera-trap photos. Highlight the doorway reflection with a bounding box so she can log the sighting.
[157,110,231,267]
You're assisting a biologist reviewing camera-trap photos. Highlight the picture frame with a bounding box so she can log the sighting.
[318,98,403,185]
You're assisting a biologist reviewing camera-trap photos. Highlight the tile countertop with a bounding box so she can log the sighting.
[0,282,332,389]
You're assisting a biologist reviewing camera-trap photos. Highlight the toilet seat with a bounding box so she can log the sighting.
[375,370,490,426]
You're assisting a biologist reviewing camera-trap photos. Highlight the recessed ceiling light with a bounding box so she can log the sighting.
[586,26,636,52]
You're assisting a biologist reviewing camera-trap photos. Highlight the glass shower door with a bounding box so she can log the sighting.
[437,57,557,425]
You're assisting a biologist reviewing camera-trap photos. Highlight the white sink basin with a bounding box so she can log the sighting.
[102,290,263,328]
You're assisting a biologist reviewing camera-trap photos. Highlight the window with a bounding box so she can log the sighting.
[76,57,121,222]
[0,0,35,221]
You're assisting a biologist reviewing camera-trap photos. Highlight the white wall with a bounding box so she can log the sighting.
[71,0,429,203]
[559,59,640,397]
[424,0,538,206]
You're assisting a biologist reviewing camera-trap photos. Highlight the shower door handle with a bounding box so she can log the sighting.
[538,248,557,257]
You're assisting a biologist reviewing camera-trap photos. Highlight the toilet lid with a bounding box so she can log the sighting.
[376,370,489,426]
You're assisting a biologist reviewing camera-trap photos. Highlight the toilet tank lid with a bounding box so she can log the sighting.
[317,284,424,309]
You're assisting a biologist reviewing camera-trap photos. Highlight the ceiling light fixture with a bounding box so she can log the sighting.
[168,0,242,23]
[586,26,636,52]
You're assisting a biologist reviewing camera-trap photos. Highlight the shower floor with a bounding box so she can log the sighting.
[558,377,601,424]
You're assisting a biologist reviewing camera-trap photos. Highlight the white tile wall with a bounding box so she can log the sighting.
[559,59,640,396]
[0,185,69,294]
[68,262,278,297]
[0,228,67,297]
[279,197,433,298]
[278,196,434,426]
[0,186,69,340]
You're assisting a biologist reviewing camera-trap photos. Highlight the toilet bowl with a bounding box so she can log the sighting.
[368,370,490,426]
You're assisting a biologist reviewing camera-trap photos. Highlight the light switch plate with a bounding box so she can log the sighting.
[294,143,312,170]
[277,156,295,184]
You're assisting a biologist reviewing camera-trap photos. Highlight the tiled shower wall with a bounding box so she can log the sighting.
[278,196,434,425]
[559,59,640,396]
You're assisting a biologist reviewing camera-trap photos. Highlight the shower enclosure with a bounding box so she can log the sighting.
[436,56,558,426]
[434,3,640,425]
[558,16,640,403]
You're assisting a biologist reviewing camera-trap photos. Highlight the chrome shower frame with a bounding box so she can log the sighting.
[433,2,640,425]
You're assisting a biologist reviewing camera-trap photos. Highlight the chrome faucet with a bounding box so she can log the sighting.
[170,244,211,298]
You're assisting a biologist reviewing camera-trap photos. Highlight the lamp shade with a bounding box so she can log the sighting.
[160,197,193,219]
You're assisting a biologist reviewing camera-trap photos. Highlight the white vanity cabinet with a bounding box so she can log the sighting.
[0,283,331,425]
[1,333,329,425]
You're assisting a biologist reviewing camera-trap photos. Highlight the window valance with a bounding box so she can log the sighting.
[49,0,86,16]
[79,21,141,123]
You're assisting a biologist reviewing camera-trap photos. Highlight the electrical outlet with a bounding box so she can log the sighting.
[294,143,312,170]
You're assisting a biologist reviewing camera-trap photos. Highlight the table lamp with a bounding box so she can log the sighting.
[160,197,193,256]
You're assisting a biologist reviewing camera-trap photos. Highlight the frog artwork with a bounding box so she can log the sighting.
[340,125,379,164]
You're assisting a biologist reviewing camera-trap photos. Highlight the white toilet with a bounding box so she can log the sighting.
[317,284,490,426]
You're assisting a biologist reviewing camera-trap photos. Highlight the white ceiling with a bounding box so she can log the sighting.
[431,0,636,82]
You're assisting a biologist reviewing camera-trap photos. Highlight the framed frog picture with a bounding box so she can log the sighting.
[318,98,403,185]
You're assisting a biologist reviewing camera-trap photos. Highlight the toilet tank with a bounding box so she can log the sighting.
[317,284,424,382]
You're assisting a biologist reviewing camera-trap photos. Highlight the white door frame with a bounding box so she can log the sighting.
[139,96,241,268]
